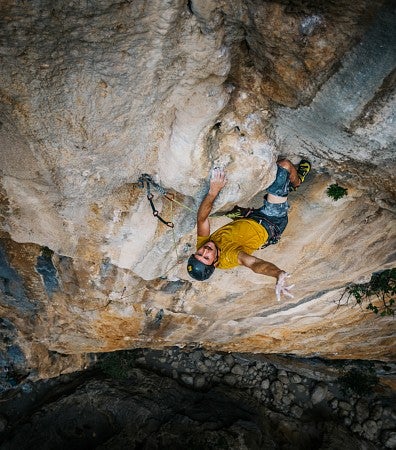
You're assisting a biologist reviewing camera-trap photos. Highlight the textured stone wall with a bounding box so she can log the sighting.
[1,349,395,449]
[0,0,395,379]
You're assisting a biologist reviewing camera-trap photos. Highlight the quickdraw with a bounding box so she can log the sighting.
[138,174,174,228]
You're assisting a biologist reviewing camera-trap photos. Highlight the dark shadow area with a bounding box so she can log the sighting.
[1,348,394,449]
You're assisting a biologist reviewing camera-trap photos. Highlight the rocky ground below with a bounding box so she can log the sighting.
[130,348,396,447]
[0,348,395,449]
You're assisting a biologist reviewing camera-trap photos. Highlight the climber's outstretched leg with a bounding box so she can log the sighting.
[275,158,311,193]
[255,158,311,238]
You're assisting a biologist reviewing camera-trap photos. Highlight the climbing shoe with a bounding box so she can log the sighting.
[297,159,311,183]
[224,205,252,220]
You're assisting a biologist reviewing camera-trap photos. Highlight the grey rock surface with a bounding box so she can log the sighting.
[2,348,394,450]
[0,0,395,381]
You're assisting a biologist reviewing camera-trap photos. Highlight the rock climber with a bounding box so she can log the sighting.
[187,159,311,300]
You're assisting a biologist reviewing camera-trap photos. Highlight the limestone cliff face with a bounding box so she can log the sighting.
[0,0,395,379]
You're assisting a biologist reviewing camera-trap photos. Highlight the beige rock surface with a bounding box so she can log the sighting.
[0,0,395,379]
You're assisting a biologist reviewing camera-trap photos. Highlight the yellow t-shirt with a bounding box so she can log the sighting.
[197,219,268,269]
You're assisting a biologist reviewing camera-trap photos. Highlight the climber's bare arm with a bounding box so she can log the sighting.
[238,252,283,278]
[238,252,294,301]
[197,168,226,236]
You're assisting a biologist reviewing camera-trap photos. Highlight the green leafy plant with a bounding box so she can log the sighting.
[338,268,395,317]
[326,183,348,200]
[98,352,135,379]
[338,366,379,396]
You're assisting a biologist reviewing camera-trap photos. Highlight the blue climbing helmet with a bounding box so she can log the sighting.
[187,255,215,281]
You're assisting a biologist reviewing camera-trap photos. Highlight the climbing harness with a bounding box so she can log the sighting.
[247,212,282,248]
[225,205,282,248]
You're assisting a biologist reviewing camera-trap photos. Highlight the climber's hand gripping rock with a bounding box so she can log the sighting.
[275,272,295,302]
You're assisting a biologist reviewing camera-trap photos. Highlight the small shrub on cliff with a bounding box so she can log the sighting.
[98,352,135,379]
[338,366,379,396]
[326,183,348,200]
[338,268,395,317]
